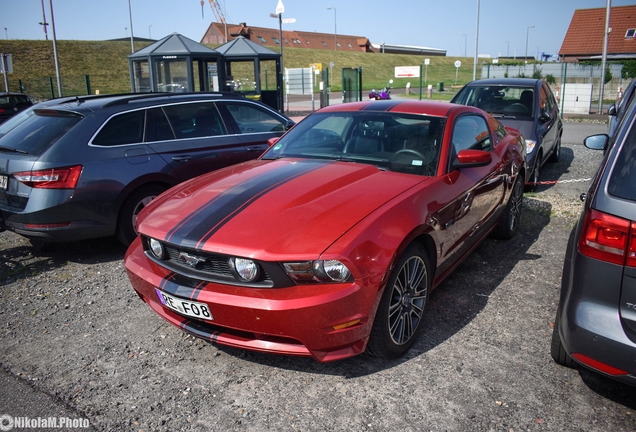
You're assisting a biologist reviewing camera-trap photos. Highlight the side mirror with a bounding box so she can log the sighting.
[583,134,608,151]
[608,103,617,116]
[267,137,280,147]
[451,149,492,170]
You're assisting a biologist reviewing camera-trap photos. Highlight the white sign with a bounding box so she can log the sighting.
[395,66,420,78]
[276,0,285,14]
[424,58,430,65]
[282,18,295,23]
[454,60,461,68]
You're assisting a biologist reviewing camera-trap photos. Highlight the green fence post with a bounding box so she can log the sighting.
[49,77,55,99]
[85,75,91,95]
[419,64,423,100]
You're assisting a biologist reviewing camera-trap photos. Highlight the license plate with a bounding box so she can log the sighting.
[0,175,6,190]
[155,289,213,320]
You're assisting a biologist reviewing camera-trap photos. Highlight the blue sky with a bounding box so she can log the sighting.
[1,0,633,59]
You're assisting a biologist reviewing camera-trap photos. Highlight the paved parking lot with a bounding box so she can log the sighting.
[1,120,635,431]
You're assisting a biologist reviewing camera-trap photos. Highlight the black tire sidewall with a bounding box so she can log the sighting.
[367,243,431,359]
[116,184,166,246]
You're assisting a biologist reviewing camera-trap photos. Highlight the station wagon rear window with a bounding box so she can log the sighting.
[0,110,82,155]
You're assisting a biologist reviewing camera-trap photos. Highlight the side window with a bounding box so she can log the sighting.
[451,115,492,154]
[92,110,145,146]
[145,107,175,142]
[162,102,226,139]
[540,85,550,114]
[224,102,286,133]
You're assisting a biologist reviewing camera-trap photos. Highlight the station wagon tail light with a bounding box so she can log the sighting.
[578,209,632,266]
[283,260,352,284]
[13,165,82,189]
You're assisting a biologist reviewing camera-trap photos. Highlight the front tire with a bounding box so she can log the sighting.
[492,175,523,240]
[367,243,431,359]
[549,135,561,163]
[116,184,167,246]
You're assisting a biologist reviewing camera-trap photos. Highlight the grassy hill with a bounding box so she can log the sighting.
[0,39,483,100]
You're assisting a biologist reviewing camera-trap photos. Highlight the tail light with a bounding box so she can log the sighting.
[13,165,82,189]
[578,208,636,267]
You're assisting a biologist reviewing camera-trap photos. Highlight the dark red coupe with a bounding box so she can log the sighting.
[124,100,526,362]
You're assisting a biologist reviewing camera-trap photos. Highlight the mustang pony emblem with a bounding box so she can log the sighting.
[179,251,206,267]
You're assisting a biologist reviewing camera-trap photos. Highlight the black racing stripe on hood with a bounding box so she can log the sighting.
[166,159,329,250]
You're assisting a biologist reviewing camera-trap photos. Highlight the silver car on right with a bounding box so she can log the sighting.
[551,80,636,387]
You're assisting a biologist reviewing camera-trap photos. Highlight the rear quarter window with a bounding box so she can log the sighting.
[608,119,636,201]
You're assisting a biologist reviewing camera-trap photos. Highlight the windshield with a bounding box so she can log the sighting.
[262,112,444,176]
[0,110,83,155]
[454,86,534,118]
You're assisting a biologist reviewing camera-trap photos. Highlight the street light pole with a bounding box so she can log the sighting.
[148,25,152,39]
[462,33,466,57]
[127,0,135,53]
[49,0,62,97]
[472,0,480,81]
[327,7,336,51]
[525,25,534,63]
[39,0,49,40]
[505,40,509,57]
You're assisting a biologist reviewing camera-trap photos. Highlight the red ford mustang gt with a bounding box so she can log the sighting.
[125,100,526,362]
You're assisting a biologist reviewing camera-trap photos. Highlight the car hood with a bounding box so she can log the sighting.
[138,159,429,258]
[496,118,534,140]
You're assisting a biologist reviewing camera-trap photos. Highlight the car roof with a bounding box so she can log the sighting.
[464,78,540,87]
[317,100,470,117]
[34,92,252,113]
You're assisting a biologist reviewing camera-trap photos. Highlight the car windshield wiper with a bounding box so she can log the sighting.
[0,145,28,154]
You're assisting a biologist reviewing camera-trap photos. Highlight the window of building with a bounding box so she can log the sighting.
[257,36,267,44]
[292,38,301,44]
[306,40,311,45]
[337,42,341,48]
[272,37,280,45]
[347,43,353,48]
[625,28,636,38]
[322,41,328,47]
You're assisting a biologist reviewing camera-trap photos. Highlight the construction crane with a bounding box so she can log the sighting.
[208,0,226,23]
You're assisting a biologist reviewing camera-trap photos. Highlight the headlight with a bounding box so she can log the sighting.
[283,260,352,284]
[229,257,260,282]
[526,139,536,154]
[149,238,165,259]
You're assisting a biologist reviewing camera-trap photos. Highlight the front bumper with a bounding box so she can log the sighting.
[124,237,382,362]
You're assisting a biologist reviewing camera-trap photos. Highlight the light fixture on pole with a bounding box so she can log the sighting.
[525,25,534,63]
[327,7,337,51]
[462,33,466,57]
[3,28,7,40]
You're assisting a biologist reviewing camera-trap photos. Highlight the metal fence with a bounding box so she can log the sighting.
[480,62,632,114]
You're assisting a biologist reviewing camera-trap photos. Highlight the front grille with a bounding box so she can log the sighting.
[143,237,275,288]
[165,245,234,278]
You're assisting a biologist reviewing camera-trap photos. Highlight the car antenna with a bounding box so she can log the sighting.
[75,96,84,106]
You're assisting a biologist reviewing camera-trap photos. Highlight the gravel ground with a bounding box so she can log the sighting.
[1,120,635,431]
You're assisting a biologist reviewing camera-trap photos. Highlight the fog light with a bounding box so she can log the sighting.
[229,257,259,282]
[149,238,165,259]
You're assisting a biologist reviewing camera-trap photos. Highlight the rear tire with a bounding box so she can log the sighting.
[550,307,576,368]
[116,184,167,247]
[367,243,431,359]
